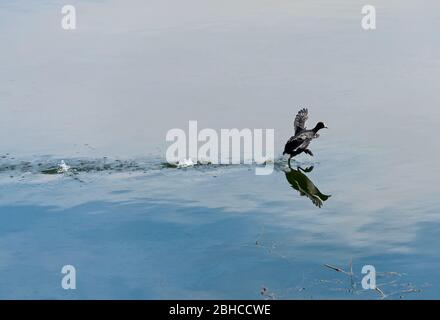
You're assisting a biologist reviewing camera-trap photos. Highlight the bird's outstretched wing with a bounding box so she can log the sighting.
[294,108,308,135]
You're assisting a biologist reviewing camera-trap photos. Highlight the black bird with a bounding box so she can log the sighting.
[283,108,327,166]
[284,166,331,208]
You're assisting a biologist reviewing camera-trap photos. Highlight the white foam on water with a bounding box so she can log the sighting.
[57,160,71,173]
[177,159,195,168]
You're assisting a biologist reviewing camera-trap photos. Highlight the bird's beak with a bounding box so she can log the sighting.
[325,126,328,129]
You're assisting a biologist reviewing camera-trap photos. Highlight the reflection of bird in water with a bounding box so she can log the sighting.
[283,108,328,166]
[284,166,331,208]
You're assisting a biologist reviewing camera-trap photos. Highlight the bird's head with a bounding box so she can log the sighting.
[314,122,328,131]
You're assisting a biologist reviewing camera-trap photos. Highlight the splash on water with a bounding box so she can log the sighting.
[0,153,293,178]
[177,158,195,168]
[58,160,70,173]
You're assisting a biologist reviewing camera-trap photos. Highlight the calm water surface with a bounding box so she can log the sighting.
[0,0,439,299]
